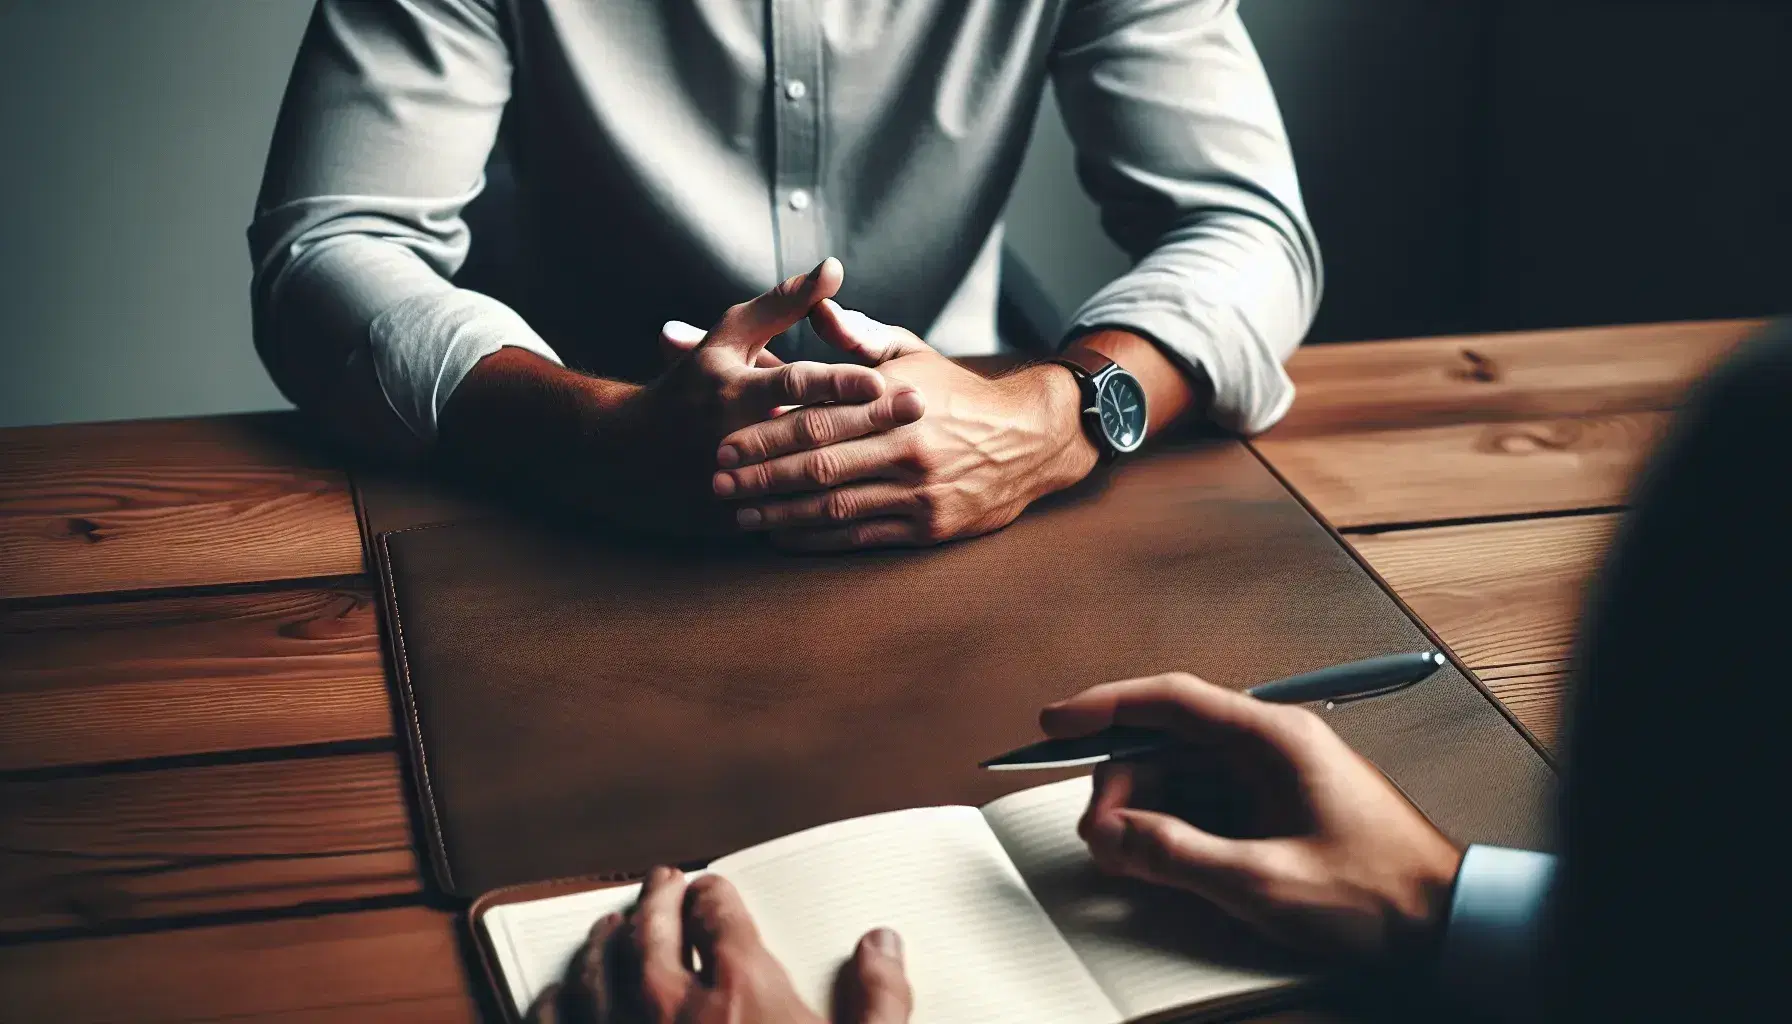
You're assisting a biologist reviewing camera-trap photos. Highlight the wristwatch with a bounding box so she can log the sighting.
[1050,349,1148,460]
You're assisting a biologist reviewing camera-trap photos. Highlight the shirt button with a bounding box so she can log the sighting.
[784,79,808,101]
[787,189,811,211]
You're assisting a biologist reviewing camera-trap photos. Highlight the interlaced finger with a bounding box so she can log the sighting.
[713,435,905,499]
[718,388,924,469]
[735,483,925,531]
[741,360,885,411]
[703,258,843,362]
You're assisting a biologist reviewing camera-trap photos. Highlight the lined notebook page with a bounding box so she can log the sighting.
[981,779,1301,1021]
[483,872,709,1015]
[714,806,1119,1024]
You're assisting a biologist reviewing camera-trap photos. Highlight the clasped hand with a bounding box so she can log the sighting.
[629,259,890,470]
[669,277,1096,551]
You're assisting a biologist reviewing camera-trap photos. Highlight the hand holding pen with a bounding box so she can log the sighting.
[1028,660,1465,967]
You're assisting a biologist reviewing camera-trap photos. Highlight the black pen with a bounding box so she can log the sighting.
[980,651,1448,771]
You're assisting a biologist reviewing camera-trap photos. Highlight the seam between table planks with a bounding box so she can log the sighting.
[1243,440,1560,768]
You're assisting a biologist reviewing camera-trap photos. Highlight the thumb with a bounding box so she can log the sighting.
[659,319,707,358]
[1086,806,1259,900]
[709,257,844,360]
[835,929,912,1024]
[809,299,932,364]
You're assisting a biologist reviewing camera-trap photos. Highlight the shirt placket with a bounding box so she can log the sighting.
[768,0,827,361]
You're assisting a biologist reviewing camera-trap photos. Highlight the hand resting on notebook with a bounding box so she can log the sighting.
[1041,671,1466,968]
[527,868,911,1024]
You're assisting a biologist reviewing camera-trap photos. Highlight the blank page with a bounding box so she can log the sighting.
[484,871,709,1015]
[714,805,1119,1024]
[981,779,1301,1021]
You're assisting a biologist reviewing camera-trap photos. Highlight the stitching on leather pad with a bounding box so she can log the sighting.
[379,522,457,892]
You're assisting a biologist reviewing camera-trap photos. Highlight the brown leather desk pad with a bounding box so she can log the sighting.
[357,438,1555,898]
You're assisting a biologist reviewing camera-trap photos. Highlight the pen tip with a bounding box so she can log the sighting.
[1431,651,1446,665]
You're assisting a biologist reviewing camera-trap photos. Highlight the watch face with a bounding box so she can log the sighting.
[1097,371,1148,452]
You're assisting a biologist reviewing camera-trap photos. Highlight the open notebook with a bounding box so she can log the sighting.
[479,777,1303,1023]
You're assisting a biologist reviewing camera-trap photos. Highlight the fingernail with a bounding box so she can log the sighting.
[890,389,924,420]
[713,472,736,497]
[717,445,740,469]
[869,927,902,961]
[737,508,762,528]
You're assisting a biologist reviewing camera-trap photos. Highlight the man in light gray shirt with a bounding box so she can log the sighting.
[251,0,1320,549]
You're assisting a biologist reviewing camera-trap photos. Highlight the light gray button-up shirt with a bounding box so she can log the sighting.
[249,0,1321,447]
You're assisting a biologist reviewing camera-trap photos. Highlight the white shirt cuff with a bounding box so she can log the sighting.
[1063,299,1297,436]
[1438,844,1557,1020]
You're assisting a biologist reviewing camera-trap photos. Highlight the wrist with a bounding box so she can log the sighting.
[1388,839,1467,971]
[1007,362,1100,496]
[440,346,640,479]
[1066,330,1208,436]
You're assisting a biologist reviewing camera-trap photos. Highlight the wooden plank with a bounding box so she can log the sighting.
[0,906,475,1024]
[0,586,391,771]
[1351,514,1616,668]
[1272,318,1759,436]
[1351,514,1618,752]
[1476,661,1571,751]
[0,752,420,932]
[1254,411,1667,529]
[0,413,364,600]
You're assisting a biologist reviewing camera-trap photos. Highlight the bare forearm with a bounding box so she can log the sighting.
[434,260,864,533]
[437,347,644,509]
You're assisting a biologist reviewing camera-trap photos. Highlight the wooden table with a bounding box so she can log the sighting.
[0,319,1760,1021]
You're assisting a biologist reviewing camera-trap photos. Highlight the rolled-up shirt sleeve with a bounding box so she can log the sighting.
[248,0,561,451]
[1050,0,1322,435]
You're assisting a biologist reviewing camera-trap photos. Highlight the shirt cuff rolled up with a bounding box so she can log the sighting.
[1063,296,1296,436]
[367,289,564,442]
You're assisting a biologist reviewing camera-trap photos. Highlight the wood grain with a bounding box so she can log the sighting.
[0,586,391,771]
[0,906,474,1024]
[1476,661,1572,750]
[1272,318,1759,436]
[1351,514,1618,751]
[1254,411,1668,529]
[0,752,419,932]
[0,413,364,600]
[1351,513,1616,667]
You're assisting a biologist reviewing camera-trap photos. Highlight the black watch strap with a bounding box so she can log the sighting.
[1051,352,1122,461]
[1052,348,1115,380]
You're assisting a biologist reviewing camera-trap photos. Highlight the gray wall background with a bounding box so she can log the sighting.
[0,0,310,428]
[3,0,1788,429]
